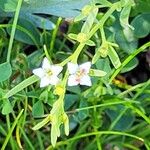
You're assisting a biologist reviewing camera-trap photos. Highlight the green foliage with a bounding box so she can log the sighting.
[7,18,41,45]
[0,0,150,149]
[0,62,12,82]
[2,99,13,115]
[131,13,150,38]
[32,100,44,117]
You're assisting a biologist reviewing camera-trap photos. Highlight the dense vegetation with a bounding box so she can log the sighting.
[0,0,150,149]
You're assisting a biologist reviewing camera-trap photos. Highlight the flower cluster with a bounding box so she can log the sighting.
[33,57,93,87]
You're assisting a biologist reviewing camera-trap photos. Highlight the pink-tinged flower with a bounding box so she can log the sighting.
[33,57,63,87]
[67,62,92,86]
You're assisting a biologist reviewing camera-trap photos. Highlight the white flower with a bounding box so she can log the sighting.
[33,57,63,87]
[67,62,92,86]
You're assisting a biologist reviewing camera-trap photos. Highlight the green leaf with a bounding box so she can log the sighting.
[1,0,17,12]
[106,105,135,131]
[23,14,55,30]
[95,58,111,79]
[32,101,44,117]
[7,18,40,45]
[64,94,78,110]
[74,14,85,22]
[4,75,39,99]
[32,115,51,130]
[132,0,150,14]
[85,40,95,46]
[67,86,81,94]
[22,0,90,18]
[121,57,139,73]
[0,0,91,30]
[0,62,12,82]
[68,33,77,41]
[115,29,138,54]
[92,50,101,64]
[27,50,43,69]
[2,99,13,115]
[131,13,150,38]
[90,69,107,77]
[108,46,121,69]
[81,7,98,33]
[120,5,134,30]
[78,100,89,121]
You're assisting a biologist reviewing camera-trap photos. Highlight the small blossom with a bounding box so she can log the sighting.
[33,57,63,87]
[67,62,92,86]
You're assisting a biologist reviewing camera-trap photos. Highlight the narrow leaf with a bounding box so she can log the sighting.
[85,40,95,46]
[90,69,107,77]
[32,115,51,130]
[108,46,121,69]
[4,75,39,98]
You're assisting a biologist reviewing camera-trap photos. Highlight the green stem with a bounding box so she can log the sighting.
[75,100,138,112]
[132,79,150,101]
[88,3,118,39]
[20,128,35,150]
[46,131,144,149]
[6,115,15,150]
[100,27,106,42]
[1,109,24,150]
[49,17,62,56]
[109,41,150,83]
[59,2,118,66]
[7,0,23,62]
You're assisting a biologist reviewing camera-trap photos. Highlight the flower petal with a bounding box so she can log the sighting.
[79,62,91,74]
[32,68,44,78]
[80,75,92,86]
[49,76,59,85]
[40,76,51,87]
[42,57,51,69]
[67,62,78,74]
[68,75,79,86]
[51,65,63,76]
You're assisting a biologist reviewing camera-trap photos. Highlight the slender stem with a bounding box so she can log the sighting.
[100,27,106,42]
[75,100,138,112]
[88,3,118,39]
[7,0,23,62]
[132,79,150,100]
[59,2,118,66]
[49,17,62,56]
[6,115,15,150]
[1,109,24,150]
[46,131,144,149]
[109,41,150,83]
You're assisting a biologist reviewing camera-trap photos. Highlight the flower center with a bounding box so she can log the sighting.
[75,69,86,82]
[45,69,53,77]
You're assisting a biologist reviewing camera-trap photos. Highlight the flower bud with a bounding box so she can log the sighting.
[54,85,65,95]
[99,45,108,58]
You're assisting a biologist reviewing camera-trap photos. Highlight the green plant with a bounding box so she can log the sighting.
[0,0,150,149]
